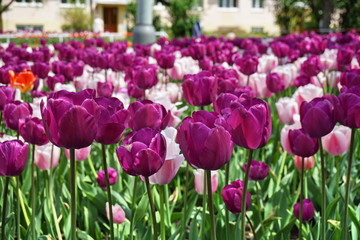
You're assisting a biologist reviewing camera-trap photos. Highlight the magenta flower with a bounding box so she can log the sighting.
[18,117,49,146]
[41,89,98,149]
[4,101,32,131]
[266,72,285,93]
[243,160,269,180]
[182,71,217,107]
[133,65,158,90]
[235,56,258,76]
[221,179,252,214]
[176,110,233,170]
[270,41,289,58]
[226,97,272,149]
[0,86,15,111]
[301,55,322,77]
[116,128,166,177]
[97,81,114,98]
[106,203,126,224]
[128,100,170,131]
[294,199,315,222]
[0,140,29,176]
[300,97,335,138]
[97,168,118,189]
[288,129,319,157]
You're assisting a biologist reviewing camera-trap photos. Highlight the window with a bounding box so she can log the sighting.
[61,0,86,6]
[16,25,43,31]
[252,0,264,8]
[251,27,264,33]
[15,0,42,3]
[15,0,42,6]
[218,0,238,8]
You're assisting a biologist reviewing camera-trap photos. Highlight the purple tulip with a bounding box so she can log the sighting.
[128,100,170,131]
[294,199,315,222]
[243,160,269,180]
[188,43,207,60]
[97,168,118,189]
[182,71,217,107]
[97,81,114,98]
[294,74,312,87]
[270,41,289,58]
[46,75,66,91]
[213,93,238,115]
[127,82,145,99]
[116,128,166,177]
[4,101,32,131]
[18,117,49,146]
[155,50,176,69]
[301,55,322,77]
[288,129,319,157]
[339,69,360,88]
[41,89,98,149]
[0,140,29,176]
[0,86,15,111]
[176,110,233,170]
[226,97,272,149]
[71,60,85,77]
[31,62,50,79]
[94,97,128,145]
[333,91,360,128]
[133,65,158,90]
[300,97,335,138]
[235,56,258,76]
[0,66,13,84]
[266,72,285,93]
[221,179,252,214]
[337,47,354,70]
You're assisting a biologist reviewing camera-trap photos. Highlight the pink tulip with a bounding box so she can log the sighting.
[148,127,184,185]
[194,169,218,195]
[276,97,299,124]
[321,125,351,156]
[248,73,273,98]
[293,84,323,108]
[294,155,315,171]
[280,114,302,154]
[64,146,91,161]
[258,55,278,73]
[106,203,126,224]
[34,143,61,170]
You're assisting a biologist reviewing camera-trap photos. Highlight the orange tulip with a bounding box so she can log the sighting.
[9,69,36,93]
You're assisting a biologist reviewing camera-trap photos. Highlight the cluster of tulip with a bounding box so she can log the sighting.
[0,30,359,240]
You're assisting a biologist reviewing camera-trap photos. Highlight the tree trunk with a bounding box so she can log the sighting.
[320,0,335,32]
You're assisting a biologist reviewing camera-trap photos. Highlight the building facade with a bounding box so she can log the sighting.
[2,0,279,36]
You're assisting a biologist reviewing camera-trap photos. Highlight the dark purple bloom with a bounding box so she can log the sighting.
[333,92,360,128]
[127,100,170,131]
[226,97,272,149]
[155,50,176,69]
[300,97,335,138]
[0,86,15,111]
[0,140,29,176]
[270,41,289,58]
[116,128,166,176]
[294,199,315,222]
[176,110,233,170]
[288,129,319,157]
[266,72,285,93]
[18,117,49,146]
[96,168,118,189]
[301,55,322,77]
[221,179,252,214]
[97,81,114,98]
[235,56,258,76]
[46,75,66,91]
[31,62,50,79]
[4,101,32,131]
[243,160,269,180]
[133,65,158,90]
[41,89,98,149]
[340,69,360,88]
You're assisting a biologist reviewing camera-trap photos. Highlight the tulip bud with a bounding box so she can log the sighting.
[96,168,118,189]
[294,155,315,171]
[293,199,315,222]
[194,169,218,195]
[243,160,269,180]
[64,146,91,161]
[106,203,126,224]
[221,179,252,214]
[288,129,319,157]
[0,140,29,176]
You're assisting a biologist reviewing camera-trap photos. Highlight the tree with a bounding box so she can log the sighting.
[337,0,360,30]
[0,0,15,31]
[167,0,199,37]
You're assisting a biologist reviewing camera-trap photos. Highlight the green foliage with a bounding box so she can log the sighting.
[167,0,199,38]
[125,1,137,32]
[61,7,91,32]
[337,0,360,29]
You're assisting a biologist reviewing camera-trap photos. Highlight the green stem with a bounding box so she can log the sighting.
[0,111,3,132]
[70,149,77,240]
[299,157,305,240]
[341,129,356,240]
[101,144,114,240]
[245,213,257,240]
[159,185,166,240]
[206,170,216,240]
[129,177,138,240]
[1,177,10,240]
[201,170,207,240]
[31,144,36,240]
[241,149,253,240]
[16,176,20,240]
[49,145,63,240]
[145,177,157,240]
[182,163,189,238]
[318,139,326,240]
[225,163,230,240]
